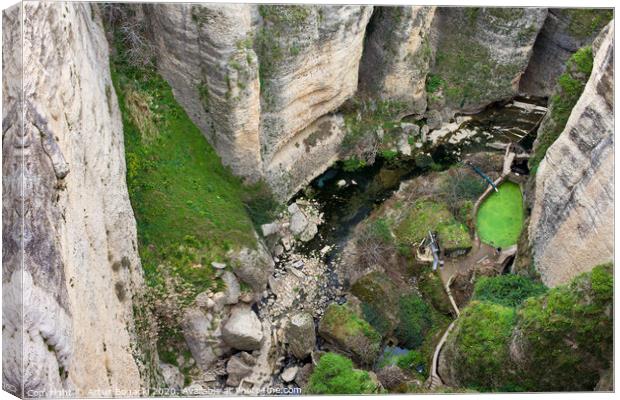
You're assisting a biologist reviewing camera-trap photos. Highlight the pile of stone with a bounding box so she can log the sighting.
[261,199,324,252]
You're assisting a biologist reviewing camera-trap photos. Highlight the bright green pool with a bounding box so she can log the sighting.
[476,181,524,248]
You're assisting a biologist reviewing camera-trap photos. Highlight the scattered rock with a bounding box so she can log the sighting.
[336,179,347,188]
[229,245,274,293]
[221,271,240,305]
[222,304,263,351]
[420,125,429,142]
[273,244,284,257]
[290,210,309,236]
[286,312,316,359]
[401,123,420,136]
[295,363,313,388]
[261,222,280,237]
[281,366,298,383]
[160,362,184,390]
[299,223,318,242]
[397,133,412,156]
[226,352,256,387]
[181,307,222,372]
[211,262,227,270]
[425,109,442,130]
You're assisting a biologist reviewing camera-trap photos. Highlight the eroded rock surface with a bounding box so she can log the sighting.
[359,6,436,116]
[2,3,154,395]
[529,23,614,287]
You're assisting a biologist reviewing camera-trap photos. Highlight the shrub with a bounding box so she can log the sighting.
[395,294,433,349]
[306,353,378,394]
[472,274,547,308]
[425,74,444,93]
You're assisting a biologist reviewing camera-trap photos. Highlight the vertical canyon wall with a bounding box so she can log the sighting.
[528,23,614,287]
[3,2,155,396]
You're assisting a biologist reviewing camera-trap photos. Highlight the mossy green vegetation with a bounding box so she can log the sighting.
[447,264,613,391]
[319,304,383,365]
[395,294,433,349]
[352,272,399,337]
[418,269,454,315]
[394,200,472,252]
[447,301,518,390]
[112,62,257,296]
[306,353,379,394]
[472,274,547,308]
[530,46,594,170]
[110,33,280,370]
[564,8,613,39]
[515,263,613,391]
[476,181,524,248]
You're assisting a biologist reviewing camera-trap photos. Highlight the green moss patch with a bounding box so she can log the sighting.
[318,304,383,366]
[446,301,517,390]
[515,263,613,391]
[476,182,523,248]
[394,200,472,253]
[306,353,379,394]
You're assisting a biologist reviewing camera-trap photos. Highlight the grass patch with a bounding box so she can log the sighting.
[394,200,472,252]
[476,182,523,248]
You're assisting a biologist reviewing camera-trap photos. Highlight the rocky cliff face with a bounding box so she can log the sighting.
[429,7,547,114]
[145,3,263,183]
[528,23,614,287]
[145,4,372,199]
[358,6,436,116]
[2,3,155,395]
[520,9,613,97]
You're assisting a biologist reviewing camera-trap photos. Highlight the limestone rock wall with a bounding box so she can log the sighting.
[2,3,153,395]
[358,6,436,116]
[145,4,372,199]
[528,23,614,287]
[520,9,613,97]
[258,5,373,198]
[429,7,547,113]
[145,3,263,182]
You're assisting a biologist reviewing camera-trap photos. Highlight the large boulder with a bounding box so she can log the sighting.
[228,244,274,294]
[181,308,223,371]
[221,304,264,351]
[286,312,316,359]
[225,352,256,387]
[318,304,382,366]
[160,363,184,390]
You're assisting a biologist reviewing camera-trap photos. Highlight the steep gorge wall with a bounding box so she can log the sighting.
[358,6,436,116]
[2,3,155,395]
[429,7,547,114]
[528,23,614,287]
[520,9,613,97]
[145,4,372,199]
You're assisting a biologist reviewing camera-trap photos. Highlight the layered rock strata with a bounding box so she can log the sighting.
[528,23,614,287]
[2,3,154,395]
